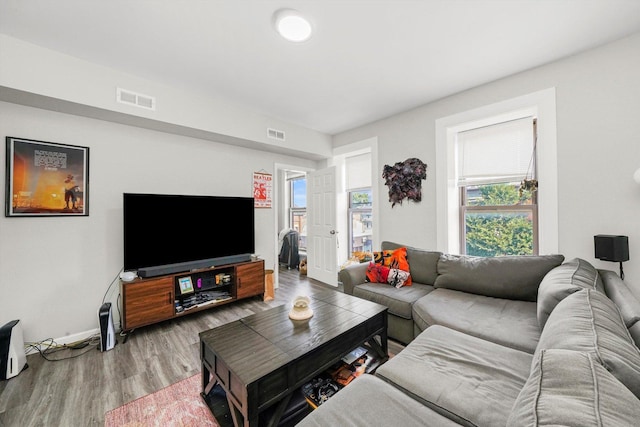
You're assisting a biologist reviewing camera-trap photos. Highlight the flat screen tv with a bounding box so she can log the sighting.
[123,193,255,278]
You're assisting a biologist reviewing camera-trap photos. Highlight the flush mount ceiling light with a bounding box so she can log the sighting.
[273,9,312,42]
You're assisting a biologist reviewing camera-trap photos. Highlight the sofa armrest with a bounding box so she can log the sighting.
[599,269,640,328]
[339,263,369,295]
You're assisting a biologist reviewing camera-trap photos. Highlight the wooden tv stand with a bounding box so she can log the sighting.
[121,259,265,332]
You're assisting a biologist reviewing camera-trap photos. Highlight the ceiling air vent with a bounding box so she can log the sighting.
[267,128,286,141]
[116,88,156,111]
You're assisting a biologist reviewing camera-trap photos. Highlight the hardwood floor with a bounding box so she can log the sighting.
[0,267,403,426]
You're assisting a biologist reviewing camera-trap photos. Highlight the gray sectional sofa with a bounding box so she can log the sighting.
[298,242,640,426]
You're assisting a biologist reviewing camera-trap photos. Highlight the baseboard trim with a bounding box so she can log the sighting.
[25,324,121,355]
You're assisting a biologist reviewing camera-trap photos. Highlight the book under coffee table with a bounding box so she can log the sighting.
[199,289,388,427]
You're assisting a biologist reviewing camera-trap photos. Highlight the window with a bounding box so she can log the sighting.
[348,188,373,254]
[290,176,307,250]
[457,117,538,256]
[436,88,558,255]
[344,153,373,256]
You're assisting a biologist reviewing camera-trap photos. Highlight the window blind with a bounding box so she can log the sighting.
[457,117,535,186]
[345,153,371,190]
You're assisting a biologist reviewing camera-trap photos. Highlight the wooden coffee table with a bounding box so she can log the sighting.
[199,289,388,427]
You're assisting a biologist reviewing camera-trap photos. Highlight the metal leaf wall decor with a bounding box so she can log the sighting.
[382,158,427,207]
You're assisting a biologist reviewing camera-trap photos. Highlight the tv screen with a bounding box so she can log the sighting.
[123,193,255,275]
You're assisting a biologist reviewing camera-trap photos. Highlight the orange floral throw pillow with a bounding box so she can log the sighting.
[372,250,394,266]
[365,263,411,288]
[366,262,390,283]
[372,247,412,285]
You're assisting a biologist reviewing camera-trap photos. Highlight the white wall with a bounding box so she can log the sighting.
[333,32,640,294]
[0,101,316,343]
[0,34,332,160]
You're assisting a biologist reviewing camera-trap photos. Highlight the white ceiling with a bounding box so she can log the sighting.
[1,1,640,135]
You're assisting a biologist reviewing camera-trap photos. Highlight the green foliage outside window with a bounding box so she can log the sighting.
[351,190,372,208]
[465,183,534,257]
[467,183,533,206]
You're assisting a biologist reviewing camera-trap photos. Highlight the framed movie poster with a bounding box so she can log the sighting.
[5,137,90,217]
[253,171,272,208]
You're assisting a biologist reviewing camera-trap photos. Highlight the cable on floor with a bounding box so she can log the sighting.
[25,334,101,362]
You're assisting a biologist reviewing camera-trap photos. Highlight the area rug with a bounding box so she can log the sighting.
[104,374,220,427]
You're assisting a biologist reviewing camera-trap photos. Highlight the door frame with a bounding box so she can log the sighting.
[273,136,378,287]
[332,137,379,266]
[273,162,314,289]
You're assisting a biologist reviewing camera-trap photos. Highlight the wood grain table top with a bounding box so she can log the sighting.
[199,289,387,385]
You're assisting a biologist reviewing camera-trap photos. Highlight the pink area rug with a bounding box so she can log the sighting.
[104,374,219,427]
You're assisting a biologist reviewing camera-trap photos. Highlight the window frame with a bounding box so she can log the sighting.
[347,187,373,255]
[458,118,539,256]
[435,88,558,255]
[459,183,539,255]
[289,176,307,250]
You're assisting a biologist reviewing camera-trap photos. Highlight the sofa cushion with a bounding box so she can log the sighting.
[434,254,564,302]
[537,258,605,328]
[381,241,441,285]
[507,349,640,426]
[599,269,640,327]
[631,321,640,349]
[535,288,640,398]
[297,374,463,427]
[413,288,540,353]
[353,282,433,319]
[376,325,533,426]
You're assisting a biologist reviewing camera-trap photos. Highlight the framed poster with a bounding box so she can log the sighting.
[177,276,194,295]
[5,137,90,217]
[253,171,272,208]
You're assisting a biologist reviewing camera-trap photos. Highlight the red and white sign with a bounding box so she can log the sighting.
[253,172,272,208]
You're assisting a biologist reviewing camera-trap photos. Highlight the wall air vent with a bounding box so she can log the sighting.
[267,128,286,141]
[116,88,156,111]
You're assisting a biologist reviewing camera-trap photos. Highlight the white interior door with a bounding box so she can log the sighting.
[307,166,338,286]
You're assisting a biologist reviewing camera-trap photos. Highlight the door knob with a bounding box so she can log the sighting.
[329,230,338,235]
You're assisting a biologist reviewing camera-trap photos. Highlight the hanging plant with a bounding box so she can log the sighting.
[519,126,539,198]
[382,158,427,207]
[519,178,538,198]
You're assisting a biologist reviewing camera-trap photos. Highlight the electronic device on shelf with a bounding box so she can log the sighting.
[177,276,195,296]
[119,271,137,282]
[175,286,233,313]
[342,346,367,365]
[123,193,255,278]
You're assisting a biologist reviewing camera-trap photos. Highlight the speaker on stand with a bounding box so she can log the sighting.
[594,235,629,279]
[98,302,116,352]
[0,319,28,380]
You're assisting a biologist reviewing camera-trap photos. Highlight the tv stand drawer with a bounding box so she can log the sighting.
[236,261,265,299]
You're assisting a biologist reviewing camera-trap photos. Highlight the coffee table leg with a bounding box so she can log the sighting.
[202,359,219,396]
[263,392,292,427]
[381,328,388,355]
[226,394,245,427]
[366,330,388,359]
